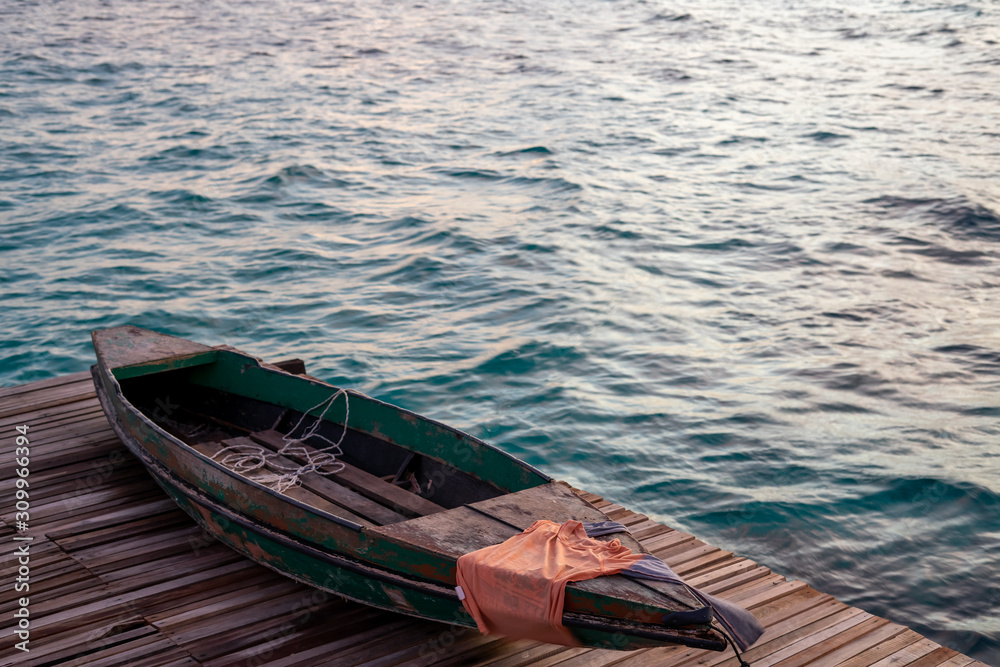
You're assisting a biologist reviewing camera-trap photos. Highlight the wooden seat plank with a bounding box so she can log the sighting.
[200,437,394,526]
[250,429,445,517]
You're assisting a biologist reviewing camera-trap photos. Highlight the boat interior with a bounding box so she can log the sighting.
[117,362,510,529]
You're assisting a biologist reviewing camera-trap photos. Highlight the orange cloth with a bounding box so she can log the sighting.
[455,519,646,646]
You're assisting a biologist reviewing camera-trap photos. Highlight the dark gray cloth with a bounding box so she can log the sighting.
[581,520,630,537]
[582,521,764,651]
[624,554,764,651]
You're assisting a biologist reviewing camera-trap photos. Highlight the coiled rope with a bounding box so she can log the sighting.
[211,389,350,493]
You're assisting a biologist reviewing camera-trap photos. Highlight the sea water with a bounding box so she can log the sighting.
[1,0,998,661]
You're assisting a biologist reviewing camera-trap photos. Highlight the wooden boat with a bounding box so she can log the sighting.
[91,325,728,652]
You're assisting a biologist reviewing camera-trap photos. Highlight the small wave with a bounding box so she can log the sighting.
[865,195,1000,241]
[497,146,553,156]
[718,135,769,145]
[814,402,878,414]
[594,223,643,241]
[686,500,838,539]
[847,477,1000,519]
[656,67,692,81]
[880,269,927,280]
[736,181,797,191]
[933,344,1000,376]
[792,364,896,398]
[651,146,696,157]
[647,12,692,22]
[687,238,755,251]
[277,202,354,224]
[143,145,237,169]
[904,245,988,265]
[504,176,581,192]
[838,28,870,40]
[89,61,145,75]
[881,83,928,92]
[635,478,730,506]
[821,311,869,323]
[266,164,326,185]
[2,54,49,66]
[384,215,433,231]
[435,168,504,181]
[45,203,152,232]
[148,189,214,206]
[822,241,881,256]
[366,255,449,285]
[232,247,329,281]
[474,340,586,378]
[236,165,357,196]
[803,131,851,142]
[932,200,1000,238]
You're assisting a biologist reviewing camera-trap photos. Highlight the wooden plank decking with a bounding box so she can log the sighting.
[0,370,988,667]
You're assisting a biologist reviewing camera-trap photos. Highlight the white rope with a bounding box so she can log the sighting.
[211,390,350,493]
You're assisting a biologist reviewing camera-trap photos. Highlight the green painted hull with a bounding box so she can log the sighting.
[91,326,726,652]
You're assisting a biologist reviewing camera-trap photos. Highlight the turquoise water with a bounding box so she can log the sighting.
[2,0,999,661]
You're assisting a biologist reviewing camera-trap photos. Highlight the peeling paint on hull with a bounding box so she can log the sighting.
[90,326,727,652]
